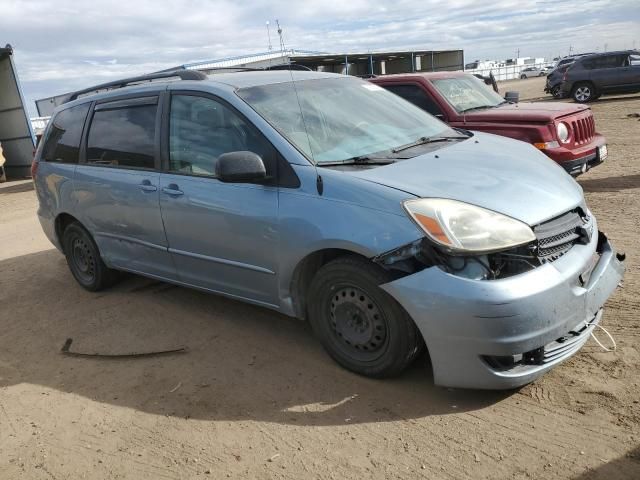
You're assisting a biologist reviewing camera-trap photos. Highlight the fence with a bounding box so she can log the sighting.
[464,62,552,81]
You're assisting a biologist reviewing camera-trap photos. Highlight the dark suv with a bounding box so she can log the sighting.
[561,50,640,102]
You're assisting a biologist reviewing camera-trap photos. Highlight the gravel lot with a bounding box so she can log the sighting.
[1,77,639,479]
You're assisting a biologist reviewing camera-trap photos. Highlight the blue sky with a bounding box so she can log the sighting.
[2,0,639,115]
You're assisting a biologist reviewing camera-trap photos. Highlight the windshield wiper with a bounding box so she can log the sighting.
[459,105,496,113]
[391,135,466,154]
[317,155,396,167]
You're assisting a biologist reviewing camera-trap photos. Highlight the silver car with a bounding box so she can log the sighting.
[33,70,625,389]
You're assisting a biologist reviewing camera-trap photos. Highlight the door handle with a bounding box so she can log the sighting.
[139,180,157,192]
[162,184,184,196]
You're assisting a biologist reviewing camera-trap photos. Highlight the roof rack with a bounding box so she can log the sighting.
[60,63,314,105]
[264,63,312,71]
[61,69,207,104]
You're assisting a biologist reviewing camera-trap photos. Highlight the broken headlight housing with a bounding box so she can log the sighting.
[402,198,536,254]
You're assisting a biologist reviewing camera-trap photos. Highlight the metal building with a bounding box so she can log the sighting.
[35,48,464,117]
[1,45,35,179]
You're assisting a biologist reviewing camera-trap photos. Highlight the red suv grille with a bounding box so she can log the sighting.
[570,115,595,145]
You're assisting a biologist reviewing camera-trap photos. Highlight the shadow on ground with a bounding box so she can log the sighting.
[0,249,510,427]
[579,174,640,193]
[572,446,640,479]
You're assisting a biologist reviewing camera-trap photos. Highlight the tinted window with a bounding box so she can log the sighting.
[584,55,625,70]
[383,84,444,117]
[87,103,157,169]
[169,95,275,176]
[41,103,90,163]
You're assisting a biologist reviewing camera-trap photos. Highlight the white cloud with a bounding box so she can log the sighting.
[1,0,638,114]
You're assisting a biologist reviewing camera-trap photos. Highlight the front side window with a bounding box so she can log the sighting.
[383,84,444,117]
[169,95,275,176]
[431,76,507,114]
[237,76,452,164]
[41,103,90,163]
[87,103,157,169]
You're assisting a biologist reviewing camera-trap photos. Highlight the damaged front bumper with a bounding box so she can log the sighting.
[381,229,625,390]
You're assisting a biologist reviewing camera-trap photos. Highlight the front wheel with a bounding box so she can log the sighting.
[520,74,527,79]
[551,85,562,98]
[572,82,595,103]
[307,256,423,378]
[62,222,120,291]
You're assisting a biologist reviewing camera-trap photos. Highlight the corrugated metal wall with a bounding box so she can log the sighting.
[0,46,35,179]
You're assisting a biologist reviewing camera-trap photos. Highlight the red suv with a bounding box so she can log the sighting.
[370,72,607,175]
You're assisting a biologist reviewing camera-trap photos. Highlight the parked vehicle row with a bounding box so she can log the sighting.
[34,70,625,390]
[546,50,640,103]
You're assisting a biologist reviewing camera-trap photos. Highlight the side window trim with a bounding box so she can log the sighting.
[160,90,300,188]
[94,96,158,111]
[80,95,162,171]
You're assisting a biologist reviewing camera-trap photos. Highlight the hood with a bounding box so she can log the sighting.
[464,102,590,123]
[348,132,583,226]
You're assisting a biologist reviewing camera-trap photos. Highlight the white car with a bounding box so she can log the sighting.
[520,67,545,79]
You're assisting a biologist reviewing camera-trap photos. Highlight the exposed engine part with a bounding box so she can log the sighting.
[374,207,598,281]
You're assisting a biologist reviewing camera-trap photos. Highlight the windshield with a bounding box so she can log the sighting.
[431,75,507,113]
[237,77,453,164]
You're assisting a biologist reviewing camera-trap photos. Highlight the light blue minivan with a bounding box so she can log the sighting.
[33,70,625,389]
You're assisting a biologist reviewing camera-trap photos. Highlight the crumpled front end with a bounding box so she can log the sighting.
[380,216,625,389]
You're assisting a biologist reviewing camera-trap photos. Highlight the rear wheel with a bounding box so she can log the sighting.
[572,82,595,103]
[62,222,119,291]
[307,256,423,378]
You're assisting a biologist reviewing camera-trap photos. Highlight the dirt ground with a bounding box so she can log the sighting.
[1,77,639,479]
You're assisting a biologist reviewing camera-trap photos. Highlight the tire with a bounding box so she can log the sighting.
[551,85,562,99]
[520,74,527,79]
[307,256,424,378]
[62,222,119,291]
[572,82,595,103]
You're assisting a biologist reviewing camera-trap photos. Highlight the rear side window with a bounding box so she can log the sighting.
[41,103,90,163]
[382,84,444,117]
[583,55,625,70]
[87,102,157,169]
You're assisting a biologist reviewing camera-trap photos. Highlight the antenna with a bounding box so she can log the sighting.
[266,21,273,51]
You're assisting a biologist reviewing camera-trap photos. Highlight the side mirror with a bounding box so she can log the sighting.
[216,151,267,183]
[504,91,520,103]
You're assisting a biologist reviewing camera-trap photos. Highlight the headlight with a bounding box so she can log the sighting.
[557,122,570,143]
[403,198,536,253]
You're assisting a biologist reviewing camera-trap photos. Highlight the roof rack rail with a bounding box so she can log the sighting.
[61,69,207,104]
[264,63,312,71]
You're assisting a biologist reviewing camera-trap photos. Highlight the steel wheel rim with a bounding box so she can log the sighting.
[70,236,96,283]
[329,286,389,361]
[575,86,590,101]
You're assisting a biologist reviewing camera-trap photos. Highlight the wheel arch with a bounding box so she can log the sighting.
[289,248,373,320]
[54,212,82,246]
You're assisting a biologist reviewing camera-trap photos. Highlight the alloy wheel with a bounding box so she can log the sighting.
[575,86,591,102]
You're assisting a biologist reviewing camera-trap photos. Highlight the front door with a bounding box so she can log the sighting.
[158,92,280,307]
[74,95,176,280]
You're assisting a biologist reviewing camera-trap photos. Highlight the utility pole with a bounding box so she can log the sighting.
[266,21,273,51]
[276,19,288,62]
[604,43,608,52]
